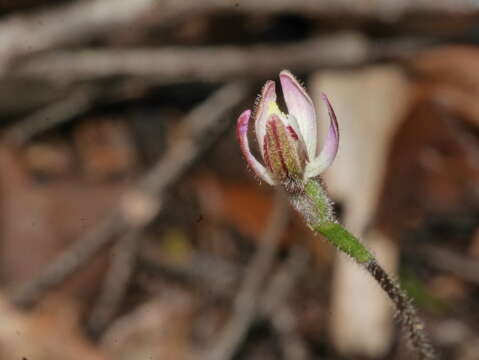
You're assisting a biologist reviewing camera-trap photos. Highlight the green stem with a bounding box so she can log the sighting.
[314,222,372,263]
[289,178,436,360]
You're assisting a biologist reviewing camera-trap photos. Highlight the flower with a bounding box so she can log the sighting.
[237,70,339,186]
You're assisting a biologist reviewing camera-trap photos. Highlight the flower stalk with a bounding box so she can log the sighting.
[237,70,436,359]
[297,177,435,360]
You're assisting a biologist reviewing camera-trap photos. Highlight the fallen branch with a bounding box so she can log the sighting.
[0,0,476,74]
[11,81,248,308]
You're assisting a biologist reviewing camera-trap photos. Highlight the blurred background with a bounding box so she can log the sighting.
[0,0,478,359]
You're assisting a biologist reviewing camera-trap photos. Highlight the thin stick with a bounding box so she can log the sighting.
[139,250,240,295]
[260,245,309,315]
[260,246,311,360]
[87,229,141,336]
[4,86,95,144]
[418,244,479,286]
[205,190,289,360]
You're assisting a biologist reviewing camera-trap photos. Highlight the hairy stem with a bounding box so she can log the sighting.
[289,178,436,360]
[366,261,436,360]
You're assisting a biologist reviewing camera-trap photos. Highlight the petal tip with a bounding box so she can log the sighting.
[320,92,334,113]
[237,109,251,128]
[260,80,276,100]
[279,69,293,78]
[253,80,278,156]
[320,93,339,136]
[280,69,306,85]
[279,70,306,92]
[253,80,276,118]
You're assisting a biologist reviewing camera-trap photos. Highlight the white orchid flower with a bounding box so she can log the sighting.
[237,70,339,186]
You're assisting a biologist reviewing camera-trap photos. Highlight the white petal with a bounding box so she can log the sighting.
[254,80,277,159]
[237,109,276,185]
[304,93,339,179]
[285,114,306,148]
[279,70,317,160]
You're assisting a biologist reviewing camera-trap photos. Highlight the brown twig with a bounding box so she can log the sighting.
[0,0,476,74]
[11,33,440,87]
[140,238,312,359]
[139,250,240,296]
[139,228,311,359]
[260,245,309,315]
[13,33,369,84]
[205,190,289,360]
[187,0,479,18]
[418,245,479,285]
[87,229,141,337]
[11,81,248,308]
[260,245,311,360]
[0,0,157,72]
[4,86,96,144]
[3,78,168,144]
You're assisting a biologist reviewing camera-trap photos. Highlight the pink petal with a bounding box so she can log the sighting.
[304,93,339,179]
[237,109,276,185]
[254,80,277,159]
[279,70,317,160]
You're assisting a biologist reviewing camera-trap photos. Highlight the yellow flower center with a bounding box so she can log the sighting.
[267,101,284,117]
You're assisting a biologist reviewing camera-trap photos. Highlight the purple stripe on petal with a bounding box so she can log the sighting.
[286,125,299,140]
[269,117,289,177]
[304,93,339,179]
[237,109,276,185]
